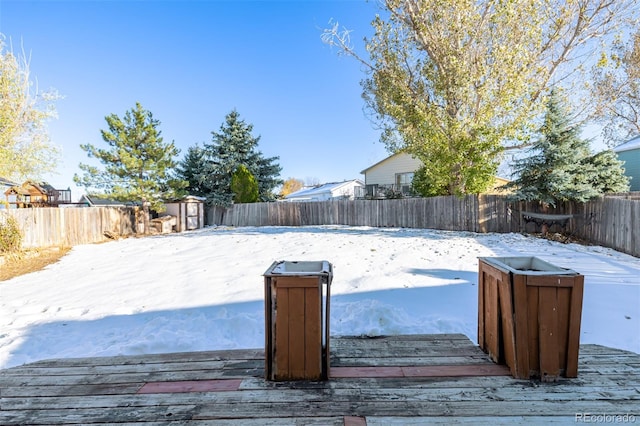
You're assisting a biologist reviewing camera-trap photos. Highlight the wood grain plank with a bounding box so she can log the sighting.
[275,283,290,379]
[512,274,529,379]
[305,285,322,379]
[556,286,571,375]
[193,400,638,419]
[485,272,499,362]
[4,381,638,412]
[538,286,560,381]
[15,349,265,368]
[565,276,584,378]
[497,270,516,377]
[477,265,485,350]
[288,286,306,379]
[526,282,540,378]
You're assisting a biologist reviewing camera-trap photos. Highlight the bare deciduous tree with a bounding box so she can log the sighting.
[592,30,640,146]
[0,35,60,181]
[323,0,637,195]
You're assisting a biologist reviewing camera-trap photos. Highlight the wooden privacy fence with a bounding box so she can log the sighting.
[1,207,135,249]
[216,195,520,231]
[211,194,640,258]
[217,196,486,231]
[2,194,637,258]
[574,196,639,257]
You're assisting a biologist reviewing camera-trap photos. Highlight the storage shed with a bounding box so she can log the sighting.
[163,196,206,232]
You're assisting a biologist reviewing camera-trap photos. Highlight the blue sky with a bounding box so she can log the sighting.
[1,0,389,199]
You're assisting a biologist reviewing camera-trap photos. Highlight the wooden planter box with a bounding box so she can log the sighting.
[478,257,584,381]
[264,261,332,381]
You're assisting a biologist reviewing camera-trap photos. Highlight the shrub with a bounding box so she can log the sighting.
[231,165,259,203]
[383,187,405,199]
[0,214,23,253]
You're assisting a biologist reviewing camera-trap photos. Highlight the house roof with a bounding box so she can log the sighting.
[79,195,136,207]
[4,186,30,196]
[613,135,640,153]
[3,180,52,196]
[360,152,414,174]
[25,181,48,194]
[285,180,364,199]
[0,177,19,187]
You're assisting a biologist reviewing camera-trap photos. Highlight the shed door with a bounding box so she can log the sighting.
[186,202,200,230]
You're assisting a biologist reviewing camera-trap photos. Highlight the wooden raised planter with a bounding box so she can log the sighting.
[264,261,333,381]
[478,257,584,381]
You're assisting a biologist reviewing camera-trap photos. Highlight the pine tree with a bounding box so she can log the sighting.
[74,102,187,233]
[508,91,620,206]
[231,165,259,203]
[583,150,630,194]
[176,144,208,197]
[197,110,283,206]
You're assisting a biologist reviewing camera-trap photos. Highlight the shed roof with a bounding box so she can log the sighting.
[613,135,640,153]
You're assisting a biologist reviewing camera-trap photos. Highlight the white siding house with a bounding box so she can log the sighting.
[614,135,640,191]
[359,152,423,198]
[359,152,512,198]
[284,180,364,202]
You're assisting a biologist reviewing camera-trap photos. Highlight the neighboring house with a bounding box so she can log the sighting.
[358,152,424,198]
[358,152,511,198]
[0,177,19,209]
[3,180,72,208]
[613,135,640,191]
[486,176,513,195]
[77,194,135,207]
[283,180,365,202]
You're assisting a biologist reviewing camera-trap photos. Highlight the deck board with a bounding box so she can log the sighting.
[1,334,639,425]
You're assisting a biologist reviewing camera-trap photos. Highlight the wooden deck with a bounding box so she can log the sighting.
[1,334,639,425]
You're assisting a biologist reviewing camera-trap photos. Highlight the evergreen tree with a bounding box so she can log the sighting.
[74,102,187,233]
[583,150,630,194]
[254,155,284,202]
[509,91,629,206]
[197,110,282,206]
[231,165,259,203]
[177,144,208,197]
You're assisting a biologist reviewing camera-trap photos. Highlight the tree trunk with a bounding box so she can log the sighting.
[540,202,549,236]
[142,199,150,235]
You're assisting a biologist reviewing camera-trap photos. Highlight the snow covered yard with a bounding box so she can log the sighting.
[1,225,638,369]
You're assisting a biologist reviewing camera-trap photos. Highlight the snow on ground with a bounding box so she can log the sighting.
[1,225,638,369]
